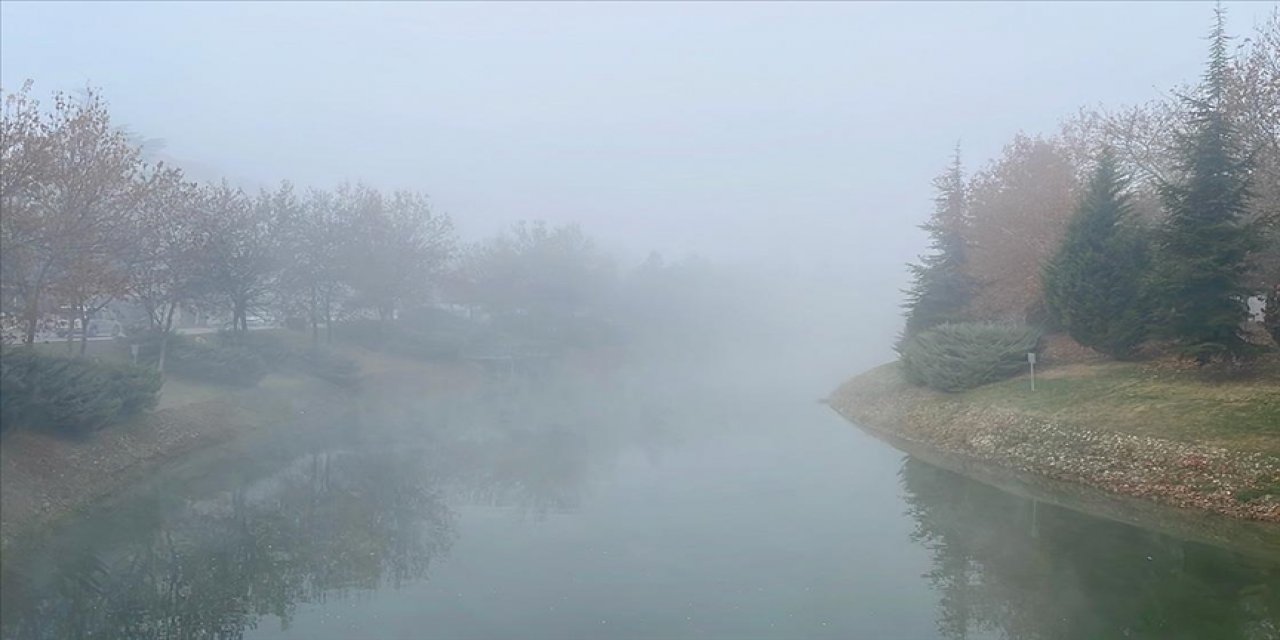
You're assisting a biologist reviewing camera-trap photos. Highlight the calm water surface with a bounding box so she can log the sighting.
[2,363,1277,639]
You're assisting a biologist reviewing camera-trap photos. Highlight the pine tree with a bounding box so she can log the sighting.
[1157,6,1259,362]
[902,148,976,337]
[1043,150,1149,359]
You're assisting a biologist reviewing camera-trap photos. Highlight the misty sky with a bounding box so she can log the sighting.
[1,1,1272,286]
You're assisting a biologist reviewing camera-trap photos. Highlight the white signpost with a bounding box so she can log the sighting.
[1027,352,1037,391]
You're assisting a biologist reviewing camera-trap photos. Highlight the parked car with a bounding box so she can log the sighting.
[88,319,123,338]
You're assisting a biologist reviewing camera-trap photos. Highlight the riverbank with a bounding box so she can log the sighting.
[0,347,484,548]
[829,360,1280,523]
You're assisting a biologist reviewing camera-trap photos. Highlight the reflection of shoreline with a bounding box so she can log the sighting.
[899,457,1280,639]
[853,416,1280,562]
[0,448,458,640]
[0,365,648,640]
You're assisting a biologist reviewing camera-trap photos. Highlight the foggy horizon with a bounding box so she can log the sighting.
[3,3,1279,638]
[4,1,1269,271]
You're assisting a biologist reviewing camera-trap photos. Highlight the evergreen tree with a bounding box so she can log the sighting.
[903,148,975,336]
[1157,6,1259,362]
[1043,150,1149,359]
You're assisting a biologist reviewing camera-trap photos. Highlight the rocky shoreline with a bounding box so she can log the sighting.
[828,363,1280,524]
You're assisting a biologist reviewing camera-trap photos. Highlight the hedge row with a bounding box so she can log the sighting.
[0,347,161,435]
[137,332,268,387]
[331,319,463,361]
[136,331,359,388]
[900,323,1042,392]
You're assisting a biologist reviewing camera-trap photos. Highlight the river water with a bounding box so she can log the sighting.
[2,361,1278,639]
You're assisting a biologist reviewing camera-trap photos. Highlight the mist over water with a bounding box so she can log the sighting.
[3,352,1278,639]
[3,2,1280,638]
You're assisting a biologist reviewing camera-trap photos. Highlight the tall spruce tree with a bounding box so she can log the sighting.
[1043,150,1149,358]
[902,148,975,336]
[1158,6,1259,362]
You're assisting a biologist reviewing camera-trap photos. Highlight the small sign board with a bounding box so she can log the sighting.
[1027,353,1037,365]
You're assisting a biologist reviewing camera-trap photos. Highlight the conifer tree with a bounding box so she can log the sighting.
[902,148,975,336]
[1157,6,1259,362]
[1043,150,1149,358]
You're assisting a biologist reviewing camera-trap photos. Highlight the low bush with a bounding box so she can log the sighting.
[136,332,267,387]
[899,323,1042,392]
[103,357,164,415]
[0,347,161,435]
[332,319,463,361]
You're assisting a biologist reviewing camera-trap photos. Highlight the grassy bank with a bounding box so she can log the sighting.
[963,360,1280,456]
[829,359,1280,522]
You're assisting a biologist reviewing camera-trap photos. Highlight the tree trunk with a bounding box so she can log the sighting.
[233,298,247,335]
[65,309,78,354]
[23,295,38,345]
[158,303,178,373]
[310,285,319,347]
[79,306,90,356]
[324,292,333,344]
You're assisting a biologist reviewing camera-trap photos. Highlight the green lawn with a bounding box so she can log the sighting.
[958,361,1280,455]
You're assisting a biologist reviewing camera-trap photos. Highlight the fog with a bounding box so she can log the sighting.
[3,3,1279,638]
[4,1,1272,376]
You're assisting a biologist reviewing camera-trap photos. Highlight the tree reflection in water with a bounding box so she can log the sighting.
[1,449,454,640]
[899,457,1280,640]
[0,376,626,640]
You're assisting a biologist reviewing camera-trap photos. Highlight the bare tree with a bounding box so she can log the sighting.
[195,181,284,336]
[461,221,615,343]
[343,185,455,323]
[288,187,351,344]
[1226,10,1280,294]
[125,167,203,370]
[0,87,145,347]
[0,82,51,343]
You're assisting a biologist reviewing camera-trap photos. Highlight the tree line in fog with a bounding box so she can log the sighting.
[0,83,747,358]
[902,9,1278,364]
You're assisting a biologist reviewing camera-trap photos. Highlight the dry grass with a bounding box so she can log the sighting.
[964,358,1280,455]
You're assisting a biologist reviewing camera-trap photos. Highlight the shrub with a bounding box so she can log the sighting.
[899,322,1042,392]
[102,358,163,415]
[0,347,161,435]
[215,330,295,363]
[332,319,462,361]
[136,332,267,387]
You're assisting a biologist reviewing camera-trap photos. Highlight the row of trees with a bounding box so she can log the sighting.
[903,8,1279,363]
[1,82,651,366]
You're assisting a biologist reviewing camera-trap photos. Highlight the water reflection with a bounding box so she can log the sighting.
[0,375,626,640]
[5,371,1280,640]
[899,457,1280,640]
[1,449,454,639]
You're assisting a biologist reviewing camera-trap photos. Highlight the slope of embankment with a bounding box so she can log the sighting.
[829,360,1280,525]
